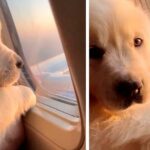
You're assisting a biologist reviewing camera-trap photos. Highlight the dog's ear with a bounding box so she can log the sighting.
[129,0,150,15]
[129,0,142,7]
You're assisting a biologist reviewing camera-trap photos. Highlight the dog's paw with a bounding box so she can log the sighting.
[16,85,36,113]
[0,86,36,134]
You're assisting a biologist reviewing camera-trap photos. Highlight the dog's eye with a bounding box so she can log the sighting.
[90,46,105,59]
[134,38,143,47]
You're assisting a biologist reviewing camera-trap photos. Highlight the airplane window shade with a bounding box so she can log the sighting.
[6,0,78,115]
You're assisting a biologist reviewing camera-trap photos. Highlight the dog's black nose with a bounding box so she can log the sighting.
[115,80,142,102]
[16,58,24,69]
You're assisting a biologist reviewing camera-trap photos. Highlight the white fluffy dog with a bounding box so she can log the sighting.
[0,21,36,149]
[90,0,150,149]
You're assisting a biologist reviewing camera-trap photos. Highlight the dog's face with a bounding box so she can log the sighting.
[0,22,23,86]
[90,0,150,110]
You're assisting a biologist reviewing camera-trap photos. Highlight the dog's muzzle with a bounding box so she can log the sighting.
[115,80,143,107]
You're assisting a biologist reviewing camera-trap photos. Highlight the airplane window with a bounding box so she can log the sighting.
[6,0,79,117]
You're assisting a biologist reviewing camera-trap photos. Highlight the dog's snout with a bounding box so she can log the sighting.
[15,56,24,69]
[115,80,143,102]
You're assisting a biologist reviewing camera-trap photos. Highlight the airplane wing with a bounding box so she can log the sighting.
[30,53,76,101]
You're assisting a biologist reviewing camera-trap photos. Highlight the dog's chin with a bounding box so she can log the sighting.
[103,103,127,112]
[0,74,20,87]
[104,97,144,112]
[0,81,17,87]
[103,103,132,113]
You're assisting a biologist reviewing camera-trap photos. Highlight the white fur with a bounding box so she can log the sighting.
[0,21,36,149]
[90,0,150,149]
[0,86,36,149]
